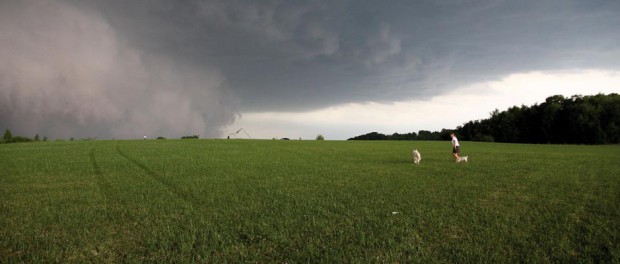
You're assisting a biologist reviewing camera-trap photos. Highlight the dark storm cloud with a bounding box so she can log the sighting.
[0,0,238,138]
[1,0,619,138]
[77,0,619,110]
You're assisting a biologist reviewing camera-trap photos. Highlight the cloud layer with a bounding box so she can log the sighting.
[1,0,619,138]
[232,70,620,140]
[0,0,238,138]
[80,0,619,111]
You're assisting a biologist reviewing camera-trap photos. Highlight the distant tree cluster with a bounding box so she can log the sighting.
[456,94,620,144]
[1,129,47,144]
[348,129,454,141]
[348,93,619,145]
[181,135,200,139]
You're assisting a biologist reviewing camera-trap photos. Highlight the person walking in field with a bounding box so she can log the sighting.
[451,133,460,162]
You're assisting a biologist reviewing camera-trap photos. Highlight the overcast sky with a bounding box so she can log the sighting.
[1,0,619,140]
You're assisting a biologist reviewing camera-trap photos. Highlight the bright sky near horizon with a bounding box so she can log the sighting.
[230,70,620,140]
[1,1,619,140]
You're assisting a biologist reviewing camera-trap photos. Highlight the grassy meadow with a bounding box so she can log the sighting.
[1,139,619,262]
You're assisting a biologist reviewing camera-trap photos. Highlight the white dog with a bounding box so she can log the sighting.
[457,156,468,163]
[413,149,421,164]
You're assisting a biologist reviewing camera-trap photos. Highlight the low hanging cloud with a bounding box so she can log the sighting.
[1,0,619,139]
[83,0,619,111]
[0,0,238,139]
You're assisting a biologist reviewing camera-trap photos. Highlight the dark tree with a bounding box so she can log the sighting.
[348,132,388,140]
[3,129,12,142]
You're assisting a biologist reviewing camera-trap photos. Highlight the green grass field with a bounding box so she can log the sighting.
[1,140,619,263]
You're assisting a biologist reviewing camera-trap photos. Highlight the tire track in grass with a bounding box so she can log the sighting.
[115,144,225,257]
[90,146,116,203]
[115,144,198,204]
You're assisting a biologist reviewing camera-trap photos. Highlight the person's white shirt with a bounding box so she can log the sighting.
[452,136,459,147]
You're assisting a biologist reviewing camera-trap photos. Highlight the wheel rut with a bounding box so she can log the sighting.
[89,146,116,203]
[115,144,198,204]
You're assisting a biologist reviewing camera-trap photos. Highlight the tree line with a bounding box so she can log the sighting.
[349,93,620,144]
[0,130,199,143]
[348,129,454,141]
[1,129,47,144]
[456,93,619,144]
